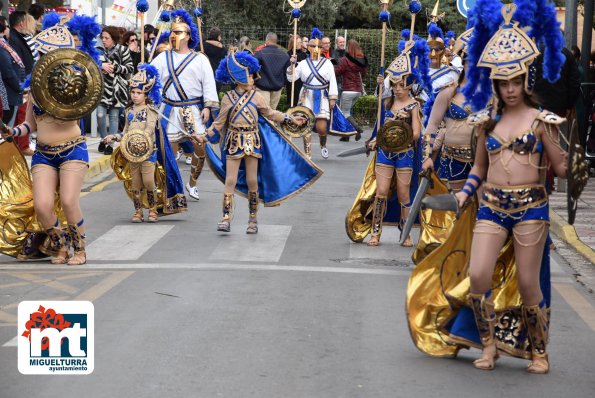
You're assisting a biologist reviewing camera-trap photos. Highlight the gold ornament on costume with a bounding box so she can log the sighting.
[120,128,155,163]
[33,25,75,54]
[281,106,315,138]
[170,15,190,51]
[377,120,413,153]
[31,48,103,121]
[453,28,474,57]
[567,118,589,225]
[386,41,413,86]
[428,0,445,23]
[477,4,540,82]
[129,69,156,93]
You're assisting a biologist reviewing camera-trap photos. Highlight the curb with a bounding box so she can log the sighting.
[549,209,595,264]
[84,155,112,182]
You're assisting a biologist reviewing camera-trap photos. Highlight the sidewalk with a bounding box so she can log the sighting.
[549,180,595,264]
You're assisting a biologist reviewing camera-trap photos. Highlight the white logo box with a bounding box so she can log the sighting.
[18,301,94,375]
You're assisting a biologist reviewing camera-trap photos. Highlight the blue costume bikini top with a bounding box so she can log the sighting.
[385,102,418,125]
[485,129,543,155]
[445,100,470,120]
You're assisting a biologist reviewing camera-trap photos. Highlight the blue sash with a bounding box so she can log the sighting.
[305,58,329,114]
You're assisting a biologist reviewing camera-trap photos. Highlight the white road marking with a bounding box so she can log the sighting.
[2,336,17,347]
[209,225,292,262]
[86,225,174,261]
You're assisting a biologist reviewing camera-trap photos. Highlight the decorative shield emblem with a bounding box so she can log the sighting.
[377,120,413,153]
[120,129,155,163]
[281,106,315,138]
[30,48,103,121]
[287,0,307,8]
[567,119,589,225]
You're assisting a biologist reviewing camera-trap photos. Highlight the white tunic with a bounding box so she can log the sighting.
[287,58,338,119]
[381,65,459,101]
[151,50,219,141]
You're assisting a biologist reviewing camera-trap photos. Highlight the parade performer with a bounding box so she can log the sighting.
[0,15,102,265]
[406,0,587,374]
[104,64,187,222]
[345,31,432,247]
[151,9,219,200]
[200,50,323,233]
[421,29,475,192]
[286,27,338,159]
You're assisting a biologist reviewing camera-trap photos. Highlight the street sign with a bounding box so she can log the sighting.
[457,0,477,18]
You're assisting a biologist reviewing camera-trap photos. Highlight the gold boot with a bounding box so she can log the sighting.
[39,221,68,263]
[469,292,499,370]
[146,188,158,223]
[303,133,312,160]
[246,191,258,234]
[523,301,549,374]
[367,196,387,246]
[131,190,144,223]
[67,221,86,266]
[217,193,234,232]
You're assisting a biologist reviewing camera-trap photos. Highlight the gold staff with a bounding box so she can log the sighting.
[287,0,307,108]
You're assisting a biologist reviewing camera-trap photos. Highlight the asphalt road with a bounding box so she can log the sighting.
[1,138,594,398]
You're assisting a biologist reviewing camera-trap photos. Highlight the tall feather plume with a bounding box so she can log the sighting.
[310,27,323,40]
[462,0,504,111]
[526,0,565,83]
[66,15,102,65]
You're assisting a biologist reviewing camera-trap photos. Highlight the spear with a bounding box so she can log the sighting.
[193,0,205,53]
[148,0,176,62]
[135,0,149,64]
[288,0,307,108]
[376,0,391,133]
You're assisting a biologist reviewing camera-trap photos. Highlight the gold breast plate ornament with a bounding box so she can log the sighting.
[282,105,315,138]
[377,120,413,153]
[120,129,155,162]
[31,48,103,121]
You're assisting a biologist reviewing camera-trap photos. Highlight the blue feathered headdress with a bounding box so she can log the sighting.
[463,0,564,111]
[215,51,261,85]
[66,15,102,66]
[130,64,162,106]
[445,30,456,45]
[41,11,61,30]
[170,9,200,49]
[310,27,323,41]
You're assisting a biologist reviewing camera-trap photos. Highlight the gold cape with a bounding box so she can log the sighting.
[406,200,549,360]
[345,153,400,243]
[0,141,65,258]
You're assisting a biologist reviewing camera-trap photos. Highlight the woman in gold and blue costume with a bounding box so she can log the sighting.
[406,0,578,374]
[346,25,432,247]
[104,64,187,222]
[0,14,102,265]
[198,50,322,233]
[421,29,475,193]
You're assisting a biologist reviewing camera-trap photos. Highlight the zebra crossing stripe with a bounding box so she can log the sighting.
[86,225,174,261]
[209,225,292,263]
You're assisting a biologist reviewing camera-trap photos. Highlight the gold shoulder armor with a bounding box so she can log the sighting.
[468,108,491,126]
[536,110,565,126]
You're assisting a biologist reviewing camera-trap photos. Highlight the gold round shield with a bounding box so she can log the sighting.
[31,48,103,121]
[281,106,315,138]
[120,129,155,163]
[377,120,413,153]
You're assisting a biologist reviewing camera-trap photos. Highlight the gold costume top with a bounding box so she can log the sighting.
[208,89,286,159]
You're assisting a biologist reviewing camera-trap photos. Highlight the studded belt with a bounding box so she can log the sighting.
[36,136,86,154]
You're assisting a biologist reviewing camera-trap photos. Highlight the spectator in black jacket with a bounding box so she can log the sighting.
[8,11,34,75]
[255,32,290,110]
[203,27,227,92]
[0,17,25,125]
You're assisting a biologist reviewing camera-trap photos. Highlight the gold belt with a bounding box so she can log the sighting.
[225,128,261,155]
[37,136,86,154]
[481,183,547,214]
[442,144,473,162]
